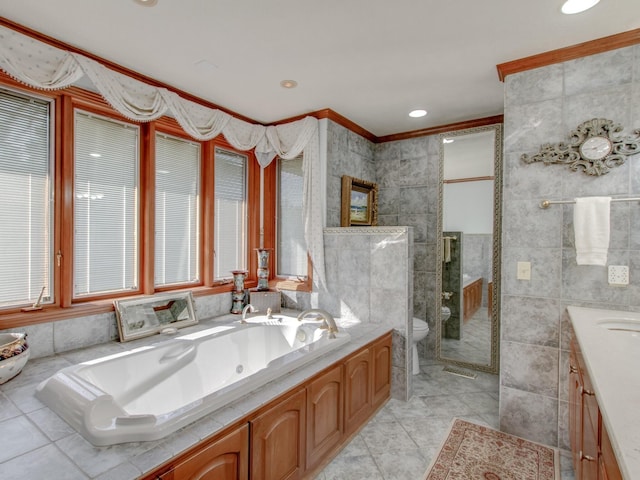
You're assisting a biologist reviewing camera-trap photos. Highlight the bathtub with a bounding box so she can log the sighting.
[36,314,350,446]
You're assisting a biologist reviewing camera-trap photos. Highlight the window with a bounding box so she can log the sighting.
[214,148,247,280]
[0,89,53,308]
[277,156,307,278]
[0,75,264,323]
[155,133,201,286]
[73,111,139,297]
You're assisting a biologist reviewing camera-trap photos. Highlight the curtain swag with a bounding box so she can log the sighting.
[0,24,327,290]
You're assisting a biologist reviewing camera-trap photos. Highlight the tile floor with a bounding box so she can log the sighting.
[316,358,575,480]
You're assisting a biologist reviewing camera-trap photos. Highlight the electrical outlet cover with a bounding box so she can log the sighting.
[608,265,629,285]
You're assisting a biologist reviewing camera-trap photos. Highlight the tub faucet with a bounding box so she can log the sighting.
[241,304,258,323]
[297,309,338,339]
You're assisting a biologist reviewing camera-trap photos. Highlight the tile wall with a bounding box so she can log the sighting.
[325,121,377,227]
[500,44,640,448]
[0,294,233,359]
[374,135,441,357]
[323,226,414,400]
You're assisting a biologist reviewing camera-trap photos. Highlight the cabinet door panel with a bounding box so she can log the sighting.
[251,388,306,480]
[344,348,373,437]
[581,410,598,480]
[306,364,343,471]
[158,424,248,480]
[372,334,392,408]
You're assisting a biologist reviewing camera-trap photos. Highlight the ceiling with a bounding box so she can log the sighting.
[0,0,639,137]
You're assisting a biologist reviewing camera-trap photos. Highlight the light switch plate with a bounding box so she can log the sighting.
[517,261,531,281]
[608,265,629,286]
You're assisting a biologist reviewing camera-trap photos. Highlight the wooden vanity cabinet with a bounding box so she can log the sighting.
[157,423,249,480]
[599,421,623,480]
[569,342,585,478]
[568,338,622,480]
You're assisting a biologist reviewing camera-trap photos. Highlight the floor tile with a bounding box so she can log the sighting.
[321,454,385,480]
[319,360,574,479]
[376,448,428,480]
[360,420,418,456]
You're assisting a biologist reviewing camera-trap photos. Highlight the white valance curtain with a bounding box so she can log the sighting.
[0,25,326,290]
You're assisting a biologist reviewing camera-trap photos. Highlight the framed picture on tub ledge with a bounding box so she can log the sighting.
[341,176,378,227]
[114,291,198,342]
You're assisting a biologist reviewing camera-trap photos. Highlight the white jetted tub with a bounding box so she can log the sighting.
[36,314,350,446]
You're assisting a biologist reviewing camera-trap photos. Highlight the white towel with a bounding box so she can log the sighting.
[574,196,611,266]
[443,237,451,263]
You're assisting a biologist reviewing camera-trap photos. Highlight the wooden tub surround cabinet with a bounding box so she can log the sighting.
[143,332,392,480]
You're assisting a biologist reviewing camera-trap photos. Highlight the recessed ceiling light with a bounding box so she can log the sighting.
[134,0,158,6]
[443,138,454,144]
[409,109,427,118]
[561,0,599,14]
[280,80,298,89]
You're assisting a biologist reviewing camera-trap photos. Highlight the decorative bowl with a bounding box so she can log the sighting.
[0,333,30,384]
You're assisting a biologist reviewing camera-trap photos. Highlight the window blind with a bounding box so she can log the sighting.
[277,156,307,277]
[214,148,247,280]
[0,90,52,307]
[155,133,200,286]
[74,111,139,296]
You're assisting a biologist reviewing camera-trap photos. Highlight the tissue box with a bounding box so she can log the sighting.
[249,290,281,313]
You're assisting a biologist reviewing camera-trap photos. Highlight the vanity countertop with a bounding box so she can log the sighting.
[567,305,640,480]
[0,314,394,479]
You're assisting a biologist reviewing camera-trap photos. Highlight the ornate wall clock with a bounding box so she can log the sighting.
[522,118,640,176]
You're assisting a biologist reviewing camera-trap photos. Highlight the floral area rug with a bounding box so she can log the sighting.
[424,418,559,479]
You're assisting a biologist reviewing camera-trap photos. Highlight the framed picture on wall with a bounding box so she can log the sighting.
[341,176,378,226]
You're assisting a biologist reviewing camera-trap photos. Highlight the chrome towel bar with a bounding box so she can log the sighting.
[539,197,640,209]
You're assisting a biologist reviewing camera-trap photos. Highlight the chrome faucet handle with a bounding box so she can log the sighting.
[442,291,453,300]
[297,309,339,338]
[241,304,258,323]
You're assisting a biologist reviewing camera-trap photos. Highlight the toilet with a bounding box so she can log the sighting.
[412,318,430,375]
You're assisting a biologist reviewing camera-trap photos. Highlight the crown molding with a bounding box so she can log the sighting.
[277,110,504,144]
[275,108,378,143]
[496,28,640,82]
[376,115,504,143]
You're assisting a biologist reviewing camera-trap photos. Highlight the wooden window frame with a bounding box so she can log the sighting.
[69,99,145,304]
[267,157,312,293]
[151,122,204,293]
[0,73,265,329]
